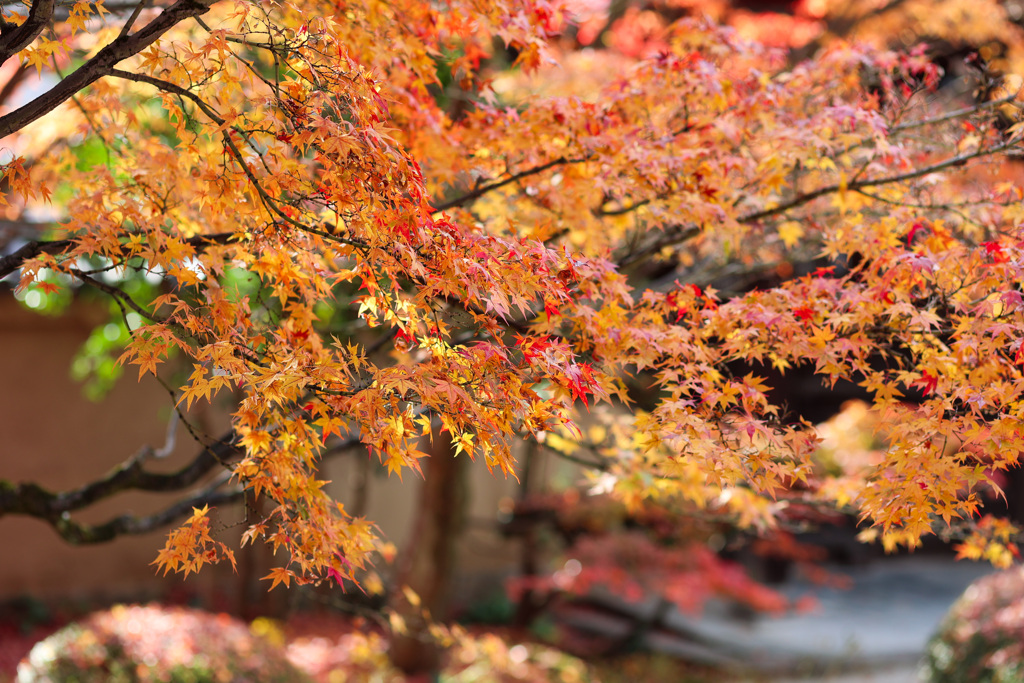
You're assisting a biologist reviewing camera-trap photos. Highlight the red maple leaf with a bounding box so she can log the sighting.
[544,299,560,321]
[518,335,555,363]
[982,241,1008,263]
[906,221,927,246]
[915,370,939,395]
[565,361,597,408]
[793,306,814,321]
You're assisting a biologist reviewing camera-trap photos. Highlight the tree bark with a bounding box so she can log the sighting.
[387,430,467,678]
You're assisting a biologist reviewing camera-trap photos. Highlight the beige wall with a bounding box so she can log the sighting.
[0,293,550,605]
[0,294,234,601]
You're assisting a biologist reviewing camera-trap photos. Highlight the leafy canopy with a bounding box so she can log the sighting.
[5,0,1024,586]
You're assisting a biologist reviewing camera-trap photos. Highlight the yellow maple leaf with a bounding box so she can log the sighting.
[778,221,804,248]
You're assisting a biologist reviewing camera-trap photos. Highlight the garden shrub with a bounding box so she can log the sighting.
[923,566,1024,683]
[16,604,309,683]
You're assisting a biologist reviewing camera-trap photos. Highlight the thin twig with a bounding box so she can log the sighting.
[117,0,149,38]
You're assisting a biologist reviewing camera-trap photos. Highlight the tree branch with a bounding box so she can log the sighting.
[0,237,70,280]
[0,428,363,544]
[0,0,56,65]
[0,232,235,281]
[71,267,167,322]
[118,0,150,39]
[432,156,589,212]
[0,0,216,138]
[0,431,240,521]
[744,136,1022,221]
[53,474,244,544]
[618,136,1023,269]
[891,92,1021,132]
[0,62,29,108]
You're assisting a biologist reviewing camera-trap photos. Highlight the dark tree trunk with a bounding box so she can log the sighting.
[512,441,543,629]
[387,430,467,678]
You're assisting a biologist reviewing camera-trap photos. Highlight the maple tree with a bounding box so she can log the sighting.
[3,0,1024,674]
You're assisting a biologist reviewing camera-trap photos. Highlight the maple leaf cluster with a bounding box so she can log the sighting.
[4,0,1024,588]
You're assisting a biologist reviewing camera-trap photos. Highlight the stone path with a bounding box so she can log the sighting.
[558,555,996,681]
[682,556,994,674]
[765,666,922,683]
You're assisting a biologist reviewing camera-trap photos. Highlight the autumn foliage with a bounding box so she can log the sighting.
[17,605,307,682]
[3,0,1024,620]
